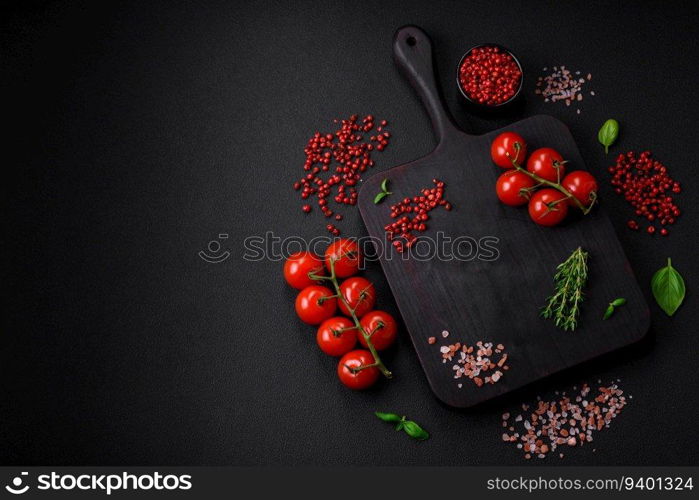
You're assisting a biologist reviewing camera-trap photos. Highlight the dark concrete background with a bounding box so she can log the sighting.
[2,0,698,465]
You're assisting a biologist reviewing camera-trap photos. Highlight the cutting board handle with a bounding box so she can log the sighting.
[393,26,462,145]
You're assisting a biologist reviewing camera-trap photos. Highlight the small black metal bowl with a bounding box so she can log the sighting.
[456,43,524,113]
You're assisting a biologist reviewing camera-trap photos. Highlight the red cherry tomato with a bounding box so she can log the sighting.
[283,251,325,289]
[325,238,362,278]
[338,277,376,317]
[526,147,566,183]
[495,170,536,206]
[316,317,357,356]
[528,188,569,226]
[337,349,379,390]
[490,131,527,168]
[358,310,397,351]
[562,170,598,209]
[295,285,337,325]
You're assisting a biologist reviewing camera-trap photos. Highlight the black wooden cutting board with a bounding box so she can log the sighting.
[358,26,649,408]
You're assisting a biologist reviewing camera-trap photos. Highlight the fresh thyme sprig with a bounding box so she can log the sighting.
[541,247,589,331]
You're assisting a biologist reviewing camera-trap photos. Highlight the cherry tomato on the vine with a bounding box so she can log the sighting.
[562,170,598,209]
[526,147,566,183]
[337,349,379,390]
[283,251,325,289]
[338,277,375,317]
[325,238,362,278]
[295,285,337,325]
[528,188,569,227]
[316,317,357,356]
[490,131,527,168]
[358,310,397,351]
[495,170,536,206]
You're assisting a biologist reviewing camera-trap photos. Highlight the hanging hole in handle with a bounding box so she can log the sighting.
[406,36,416,46]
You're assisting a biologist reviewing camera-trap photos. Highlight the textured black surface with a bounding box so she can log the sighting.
[2,0,698,465]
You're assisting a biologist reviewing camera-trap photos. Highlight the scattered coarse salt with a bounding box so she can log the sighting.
[441,330,450,338]
[427,337,436,345]
[432,339,510,389]
[500,382,629,460]
[535,66,594,112]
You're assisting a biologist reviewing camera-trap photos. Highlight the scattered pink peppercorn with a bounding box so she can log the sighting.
[294,114,390,235]
[384,179,452,253]
[609,151,681,237]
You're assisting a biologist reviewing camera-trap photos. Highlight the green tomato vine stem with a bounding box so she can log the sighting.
[309,259,392,379]
[507,143,597,215]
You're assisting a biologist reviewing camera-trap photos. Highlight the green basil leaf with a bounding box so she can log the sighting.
[373,191,388,204]
[651,258,685,316]
[603,304,615,320]
[395,422,404,431]
[380,178,390,193]
[598,119,619,154]
[374,412,402,422]
[402,420,429,440]
[611,298,627,307]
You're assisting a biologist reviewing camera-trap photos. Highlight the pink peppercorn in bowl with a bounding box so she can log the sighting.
[456,44,524,112]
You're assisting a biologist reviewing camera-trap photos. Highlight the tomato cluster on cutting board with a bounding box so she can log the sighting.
[491,131,598,226]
